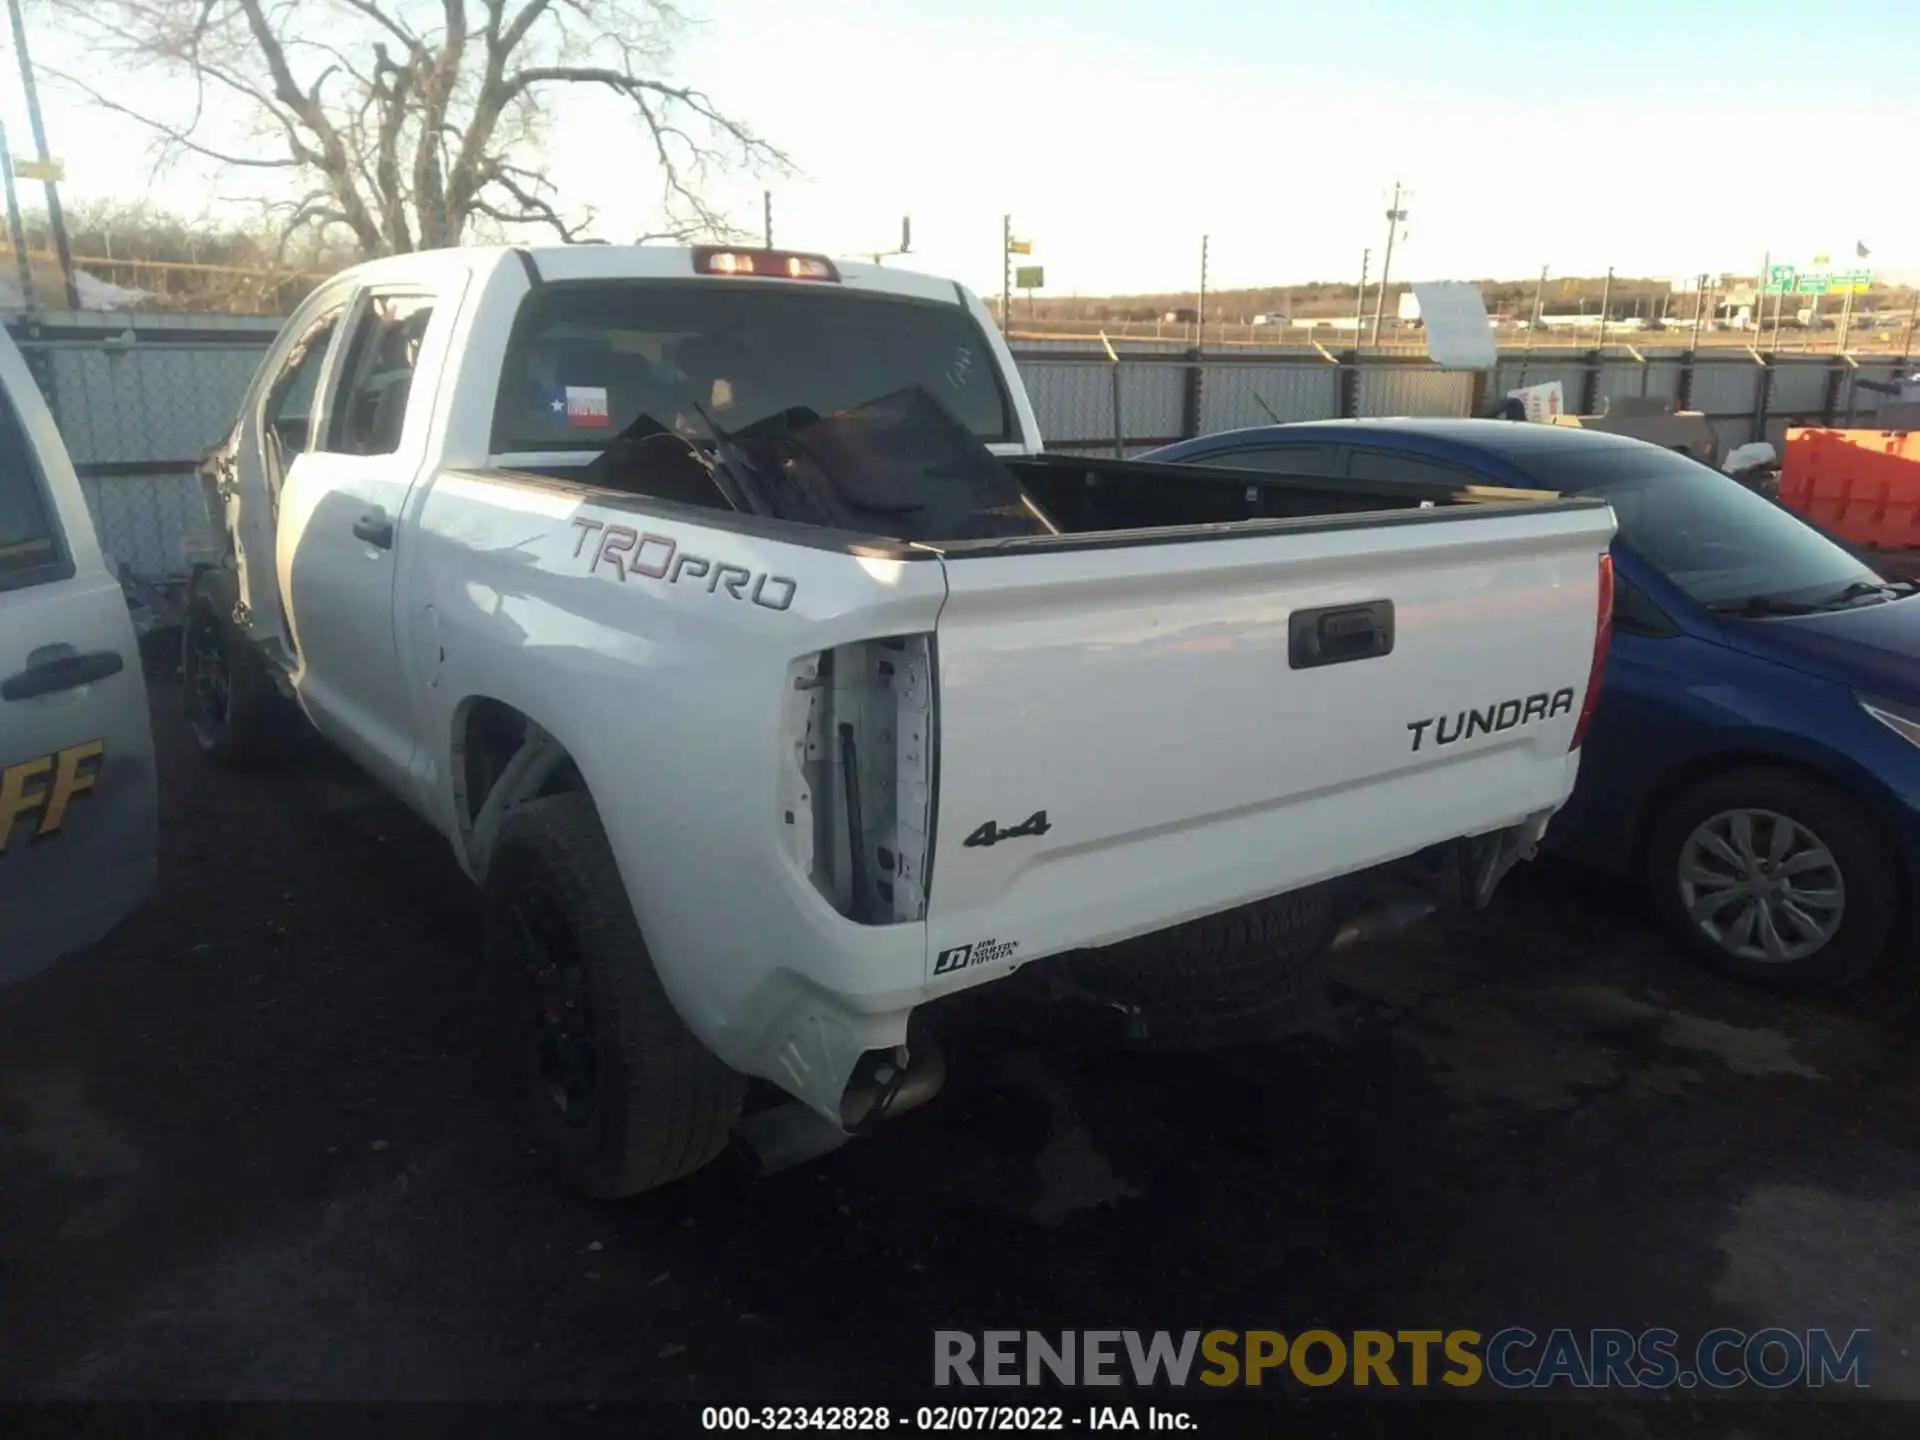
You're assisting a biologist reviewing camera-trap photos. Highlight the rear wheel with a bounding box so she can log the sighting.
[483,793,746,1198]
[182,568,294,766]
[1645,767,1897,989]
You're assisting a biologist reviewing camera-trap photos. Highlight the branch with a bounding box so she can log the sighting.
[501,1,555,56]
[339,0,428,58]
[410,0,470,247]
[369,45,415,252]
[491,65,788,233]
[233,0,386,254]
[39,64,302,170]
[472,160,594,242]
[470,196,592,244]
[273,191,355,259]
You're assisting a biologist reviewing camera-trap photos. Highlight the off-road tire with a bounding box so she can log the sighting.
[182,567,296,766]
[1066,886,1338,1048]
[1645,766,1897,991]
[483,793,746,1198]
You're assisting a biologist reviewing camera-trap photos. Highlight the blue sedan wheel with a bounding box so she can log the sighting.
[1648,767,1898,989]
[1677,808,1845,964]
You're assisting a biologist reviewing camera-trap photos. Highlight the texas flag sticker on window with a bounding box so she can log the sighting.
[548,385,611,427]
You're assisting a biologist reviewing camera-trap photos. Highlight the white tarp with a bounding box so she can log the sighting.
[0,267,157,311]
[1411,280,1496,370]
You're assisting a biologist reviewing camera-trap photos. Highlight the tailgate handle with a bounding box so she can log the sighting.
[3,646,125,701]
[1290,601,1394,670]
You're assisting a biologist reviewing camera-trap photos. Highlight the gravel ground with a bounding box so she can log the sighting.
[3,679,1920,1435]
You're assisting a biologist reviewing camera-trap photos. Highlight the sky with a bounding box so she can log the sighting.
[4,0,1916,298]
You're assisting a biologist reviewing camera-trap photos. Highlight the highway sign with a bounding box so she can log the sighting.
[1015,266,1044,290]
[1793,274,1830,296]
[12,158,63,182]
[1763,265,1796,295]
[1006,239,1032,255]
[1829,269,1872,295]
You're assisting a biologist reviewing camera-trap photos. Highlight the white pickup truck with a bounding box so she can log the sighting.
[190,243,1616,1196]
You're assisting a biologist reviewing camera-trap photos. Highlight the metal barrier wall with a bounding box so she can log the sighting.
[9,313,278,583]
[1027,343,1914,459]
[5,310,1912,583]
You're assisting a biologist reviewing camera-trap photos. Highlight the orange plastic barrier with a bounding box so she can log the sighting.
[1779,428,1920,548]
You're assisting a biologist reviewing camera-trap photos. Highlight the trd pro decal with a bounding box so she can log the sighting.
[571,518,797,611]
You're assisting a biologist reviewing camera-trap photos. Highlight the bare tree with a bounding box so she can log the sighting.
[36,1,790,257]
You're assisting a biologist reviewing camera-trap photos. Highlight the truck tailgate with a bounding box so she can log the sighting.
[924,502,1616,978]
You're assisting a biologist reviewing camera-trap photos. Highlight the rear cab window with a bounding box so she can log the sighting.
[326,295,436,457]
[489,281,1014,456]
[0,376,70,592]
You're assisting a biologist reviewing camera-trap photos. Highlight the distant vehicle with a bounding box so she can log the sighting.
[0,327,158,984]
[187,245,1614,1197]
[1148,419,1920,989]
[1251,313,1291,327]
[1163,308,1199,323]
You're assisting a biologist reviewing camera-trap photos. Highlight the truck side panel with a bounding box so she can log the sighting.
[402,471,950,1116]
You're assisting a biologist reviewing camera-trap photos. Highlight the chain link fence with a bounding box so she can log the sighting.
[8,315,277,584]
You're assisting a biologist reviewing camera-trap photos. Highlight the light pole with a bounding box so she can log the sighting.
[1002,214,1012,334]
[6,0,76,309]
[0,121,32,308]
[1369,181,1407,349]
[1197,234,1209,348]
[1353,248,1370,343]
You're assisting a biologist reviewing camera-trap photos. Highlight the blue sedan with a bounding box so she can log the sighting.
[1145,419,1920,988]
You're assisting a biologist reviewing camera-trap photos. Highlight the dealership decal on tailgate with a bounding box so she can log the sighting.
[935,938,1020,975]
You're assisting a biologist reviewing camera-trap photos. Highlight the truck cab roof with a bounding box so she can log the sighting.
[332,243,971,308]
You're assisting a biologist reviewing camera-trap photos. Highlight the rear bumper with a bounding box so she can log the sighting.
[676,803,1567,1129]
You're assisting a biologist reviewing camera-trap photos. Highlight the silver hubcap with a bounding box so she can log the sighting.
[1678,808,1845,963]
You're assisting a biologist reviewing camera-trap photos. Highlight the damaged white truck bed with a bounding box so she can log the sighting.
[191,242,1617,1196]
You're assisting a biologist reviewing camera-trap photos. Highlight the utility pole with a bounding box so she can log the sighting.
[1902,286,1918,369]
[1352,248,1370,343]
[1597,267,1613,348]
[6,0,75,310]
[1690,272,1708,348]
[1369,180,1407,349]
[1516,264,1547,386]
[763,191,772,248]
[1196,234,1209,348]
[0,121,32,309]
[1002,213,1012,335]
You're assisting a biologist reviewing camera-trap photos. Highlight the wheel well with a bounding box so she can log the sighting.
[1626,750,1907,903]
[452,697,586,872]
